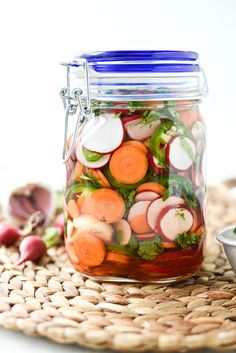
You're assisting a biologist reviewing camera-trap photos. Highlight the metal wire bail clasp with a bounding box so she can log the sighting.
[60,59,92,164]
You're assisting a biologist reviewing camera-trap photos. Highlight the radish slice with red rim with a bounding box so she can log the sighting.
[166,136,196,171]
[148,151,167,175]
[122,115,141,126]
[81,114,124,154]
[76,145,111,168]
[125,118,161,141]
[135,191,160,202]
[114,219,131,245]
[191,120,206,143]
[155,204,194,241]
[128,201,151,222]
[135,233,156,241]
[147,196,185,231]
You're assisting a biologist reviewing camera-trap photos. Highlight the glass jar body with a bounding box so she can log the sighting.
[64,99,206,283]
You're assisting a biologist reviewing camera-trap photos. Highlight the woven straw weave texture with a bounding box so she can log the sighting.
[1,186,236,352]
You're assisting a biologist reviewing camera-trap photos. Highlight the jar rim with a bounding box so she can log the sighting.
[68,50,200,73]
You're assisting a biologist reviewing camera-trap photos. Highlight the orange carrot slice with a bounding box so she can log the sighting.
[109,146,148,184]
[89,188,125,223]
[87,169,111,188]
[67,199,80,219]
[106,251,130,264]
[123,141,148,155]
[162,242,176,249]
[77,194,92,215]
[136,182,165,195]
[73,232,106,266]
[129,214,152,234]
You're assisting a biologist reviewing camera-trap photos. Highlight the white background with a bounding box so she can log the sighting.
[0,0,236,193]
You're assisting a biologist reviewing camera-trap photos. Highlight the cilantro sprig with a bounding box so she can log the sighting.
[176,231,201,249]
[107,236,164,261]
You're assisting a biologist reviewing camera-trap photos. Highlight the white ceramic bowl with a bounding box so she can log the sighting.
[217,225,236,272]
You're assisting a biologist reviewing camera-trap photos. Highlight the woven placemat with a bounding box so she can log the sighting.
[1,185,236,352]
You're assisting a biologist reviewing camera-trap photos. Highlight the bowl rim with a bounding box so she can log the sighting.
[216,225,236,247]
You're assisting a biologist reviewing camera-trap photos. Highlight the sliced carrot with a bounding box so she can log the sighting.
[179,108,200,127]
[162,242,176,249]
[136,182,165,195]
[123,141,148,155]
[71,162,85,182]
[129,215,152,234]
[195,226,204,236]
[87,168,111,188]
[73,232,106,267]
[140,101,164,108]
[109,146,148,184]
[77,194,92,215]
[88,188,125,223]
[67,199,80,219]
[106,251,130,264]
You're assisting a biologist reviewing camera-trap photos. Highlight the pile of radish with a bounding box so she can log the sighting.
[64,100,206,281]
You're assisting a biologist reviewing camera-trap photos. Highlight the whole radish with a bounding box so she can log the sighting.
[54,213,64,237]
[0,223,21,246]
[16,235,46,266]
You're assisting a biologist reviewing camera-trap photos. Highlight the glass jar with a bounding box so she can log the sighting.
[60,51,207,283]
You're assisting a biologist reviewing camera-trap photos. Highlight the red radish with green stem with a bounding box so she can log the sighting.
[16,236,46,266]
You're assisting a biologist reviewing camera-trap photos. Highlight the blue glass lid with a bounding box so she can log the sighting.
[70,50,200,73]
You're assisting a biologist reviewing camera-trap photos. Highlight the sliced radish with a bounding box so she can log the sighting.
[128,201,151,221]
[191,121,206,143]
[128,201,152,234]
[76,145,111,168]
[114,219,131,245]
[156,204,193,241]
[135,233,156,241]
[190,209,201,232]
[135,191,160,202]
[147,196,185,231]
[73,215,114,243]
[122,115,141,126]
[148,151,167,175]
[166,136,196,171]
[125,118,161,141]
[81,114,124,154]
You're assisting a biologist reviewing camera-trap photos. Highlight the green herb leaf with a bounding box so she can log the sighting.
[82,147,102,162]
[65,182,98,201]
[180,138,196,162]
[107,243,137,257]
[154,174,198,208]
[129,236,139,251]
[43,227,61,248]
[176,231,201,249]
[138,237,164,260]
